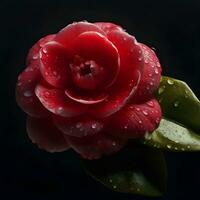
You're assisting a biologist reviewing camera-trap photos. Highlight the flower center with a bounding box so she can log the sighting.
[70,56,104,90]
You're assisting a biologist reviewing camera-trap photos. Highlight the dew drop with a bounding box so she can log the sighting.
[92,123,97,129]
[150,82,154,86]
[154,68,159,74]
[53,71,57,76]
[158,86,165,95]
[142,110,148,116]
[136,108,140,111]
[144,60,149,64]
[151,47,156,51]
[17,82,22,86]
[24,91,32,97]
[124,125,128,129]
[174,101,179,107]
[109,179,113,183]
[167,79,174,85]
[33,54,38,59]
[76,123,82,129]
[139,120,142,124]
[113,185,117,189]
[45,91,50,97]
[112,142,116,146]
[147,101,154,107]
[138,57,142,61]
[167,144,171,149]
[148,73,152,77]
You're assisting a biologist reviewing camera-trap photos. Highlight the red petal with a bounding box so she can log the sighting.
[89,30,143,118]
[95,22,123,34]
[27,34,55,65]
[108,99,162,139]
[71,31,120,89]
[27,116,70,152]
[65,133,126,160]
[39,41,72,88]
[65,88,108,104]
[16,63,49,118]
[35,81,88,117]
[53,116,104,137]
[133,43,162,102]
[55,21,105,47]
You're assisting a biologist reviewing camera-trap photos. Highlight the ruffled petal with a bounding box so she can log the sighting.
[16,63,49,118]
[53,116,104,137]
[27,34,55,65]
[65,133,126,159]
[55,21,105,47]
[27,116,70,152]
[108,99,162,139]
[89,30,143,118]
[133,43,162,103]
[95,22,123,34]
[71,31,120,89]
[35,81,88,117]
[39,41,72,88]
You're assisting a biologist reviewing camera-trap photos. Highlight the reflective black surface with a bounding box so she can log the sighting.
[2,0,200,199]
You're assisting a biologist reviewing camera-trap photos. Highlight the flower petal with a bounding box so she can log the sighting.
[16,63,49,118]
[27,34,55,65]
[95,22,123,34]
[89,30,143,118]
[65,133,127,159]
[27,116,70,152]
[55,21,105,47]
[133,43,162,103]
[35,81,88,117]
[53,116,104,137]
[108,99,162,139]
[39,41,72,88]
[71,31,120,89]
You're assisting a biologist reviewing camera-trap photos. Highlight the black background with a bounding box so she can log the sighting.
[2,0,200,199]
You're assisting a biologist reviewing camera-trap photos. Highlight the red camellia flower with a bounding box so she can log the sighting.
[16,21,162,159]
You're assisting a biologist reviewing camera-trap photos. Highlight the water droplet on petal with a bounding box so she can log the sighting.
[136,108,140,111]
[139,120,142,124]
[92,123,97,129]
[150,82,154,86]
[155,68,159,74]
[33,54,38,59]
[142,110,148,116]
[138,57,142,61]
[147,101,154,107]
[76,123,82,129]
[24,91,32,97]
[112,142,116,146]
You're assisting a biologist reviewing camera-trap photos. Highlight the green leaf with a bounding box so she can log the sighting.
[144,118,200,151]
[156,76,200,133]
[82,144,167,197]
